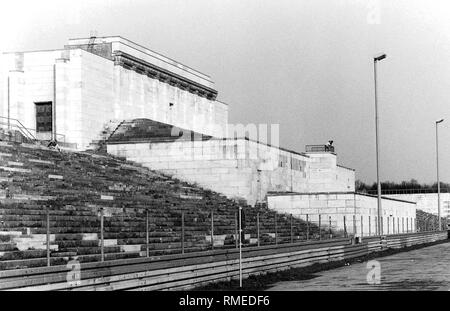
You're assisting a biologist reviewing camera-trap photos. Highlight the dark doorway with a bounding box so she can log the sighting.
[35,102,52,133]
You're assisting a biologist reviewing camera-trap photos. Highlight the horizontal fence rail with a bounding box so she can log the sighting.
[365,188,450,194]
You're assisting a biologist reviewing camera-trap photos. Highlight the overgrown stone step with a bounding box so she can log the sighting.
[0,251,142,270]
[102,231,177,239]
[0,218,180,228]
[0,249,48,261]
[28,227,175,235]
[116,236,203,245]
[55,240,99,248]
[147,246,208,256]
[0,256,67,270]
[0,214,98,222]
[61,246,121,255]
[69,251,142,263]
[51,251,77,258]
[150,241,210,250]
[54,233,95,241]
[0,203,99,214]
[0,229,27,236]
[0,243,16,251]
[0,220,103,228]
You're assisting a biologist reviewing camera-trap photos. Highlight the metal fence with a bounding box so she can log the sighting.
[365,188,450,194]
[33,206,447,268]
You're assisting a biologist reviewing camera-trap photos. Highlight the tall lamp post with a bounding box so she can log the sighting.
[436,118,444,231]
[374,53,386,235]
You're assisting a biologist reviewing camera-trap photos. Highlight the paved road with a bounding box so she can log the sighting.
[268,242,450,291]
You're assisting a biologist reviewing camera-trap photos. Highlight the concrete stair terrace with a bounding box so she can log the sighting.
[87,119,124,152]
[0,140,329,271]
[0,127,35,145]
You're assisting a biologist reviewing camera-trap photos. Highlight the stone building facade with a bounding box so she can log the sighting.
[0,36,227,149]
[106,119,355,205]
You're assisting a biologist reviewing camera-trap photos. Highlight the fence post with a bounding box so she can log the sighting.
[210,210,214,250]
[257,213,260,247]
[306,214,309,241]
[353,215,356,236]
[319,214,322,240]
[406,217,409,233]
[274,213,278,245]
[361,215,363,237]
[100,207,104,262]
[46,207,50,267]
[238,207,242,288]
[146,209,149,257]
[329,216,332,239]
[181,212,185,254]
[368,215,371,236]
[235,212,238,249]
[290,214,294,243]
[381,217,384,235]
[387,217,390,235]
[343,215,347,238]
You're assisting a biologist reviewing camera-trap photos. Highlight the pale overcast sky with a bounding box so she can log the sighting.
[1,0,450,184]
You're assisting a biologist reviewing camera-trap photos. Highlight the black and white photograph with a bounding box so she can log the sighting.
[0,0,449,302]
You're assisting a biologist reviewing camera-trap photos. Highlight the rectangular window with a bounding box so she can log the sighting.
[278,155,289,168]
[35,102,52,132]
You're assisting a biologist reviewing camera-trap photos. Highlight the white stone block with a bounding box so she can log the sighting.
[82,233,98,241]
[101,195,114,200]
[101,239,117,247]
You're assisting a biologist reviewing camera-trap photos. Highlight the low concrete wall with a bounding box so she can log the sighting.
[385,193,450,218]
[0,231,446,291]
[107,139,355,206]
[268,192,417,237]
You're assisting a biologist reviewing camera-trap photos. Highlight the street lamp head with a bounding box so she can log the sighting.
[436,119,444,124]
[374,53,387,62]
